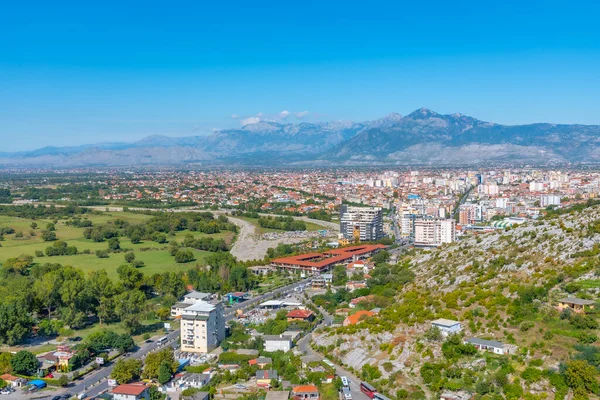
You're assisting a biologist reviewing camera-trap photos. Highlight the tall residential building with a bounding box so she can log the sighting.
[178,293,225,354]
[540,194,561,207]
[414,218,456,247]
[339,205,384,242]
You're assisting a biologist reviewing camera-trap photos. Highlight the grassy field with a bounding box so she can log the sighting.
[0,212,235,279]
[237,216,324,235]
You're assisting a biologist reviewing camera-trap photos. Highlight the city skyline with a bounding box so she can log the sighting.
[1,1,600,151]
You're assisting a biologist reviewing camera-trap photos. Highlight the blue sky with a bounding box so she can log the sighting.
[1,0,599,151]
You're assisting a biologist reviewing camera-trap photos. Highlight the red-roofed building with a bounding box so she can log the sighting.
[112,383,150,400]
[292,384,320,399]
[271,244,386,273]
[286,309,315,322]
[343,310,375,327]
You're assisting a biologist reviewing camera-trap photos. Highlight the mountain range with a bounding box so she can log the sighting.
[3,108,600,167]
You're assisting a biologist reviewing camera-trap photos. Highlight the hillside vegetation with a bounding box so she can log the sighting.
[313,201,600,400]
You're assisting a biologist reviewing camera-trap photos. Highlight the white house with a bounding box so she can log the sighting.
[179,372,212,389]
[464,338,517,355]
[264,335,292,352]
[431,318,462,336]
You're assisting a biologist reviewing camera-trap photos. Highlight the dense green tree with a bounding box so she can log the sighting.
[565,360,598,395]
[41,230,57,241]
[0,353,13,374]
[10,350,38,375]
[158,360,172,384]
[143,348,178,380]
[114,290,146,334]
[108,237,121,251]
[174,250,195,263]
[124,252,135,263]
[111,358,142,384]
[117,264,144,290]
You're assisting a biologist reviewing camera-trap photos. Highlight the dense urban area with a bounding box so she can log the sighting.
[1,167,600,400]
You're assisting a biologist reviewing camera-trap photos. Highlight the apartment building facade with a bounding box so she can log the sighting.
[414,218,456,247]
[180,297,225,353]
[339,205,384,242]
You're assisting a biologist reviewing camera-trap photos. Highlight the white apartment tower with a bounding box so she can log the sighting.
[414,218,456,247]
[179,294,225,354]
[339,205,384,242]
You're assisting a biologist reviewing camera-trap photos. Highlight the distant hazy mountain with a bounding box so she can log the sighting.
[2,109,600,167]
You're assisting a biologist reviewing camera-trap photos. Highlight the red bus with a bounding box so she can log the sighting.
[360,382,377,398]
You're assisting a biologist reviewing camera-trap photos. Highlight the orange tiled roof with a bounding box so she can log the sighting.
[345,310,375,325]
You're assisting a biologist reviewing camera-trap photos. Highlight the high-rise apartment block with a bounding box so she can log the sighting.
[540,194,561,207]
[339,205,384,242]
[414,218,456,247]
[174,291,225,354]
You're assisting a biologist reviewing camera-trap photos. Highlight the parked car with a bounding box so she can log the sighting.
[77,392,87,399]
[52,396,62,400]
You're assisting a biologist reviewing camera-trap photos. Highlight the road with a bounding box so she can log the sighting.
[451,184,474,218]
[50,277,311,398]
[297,306,371,400]
[54,330,181,399]
[224,277,312,321]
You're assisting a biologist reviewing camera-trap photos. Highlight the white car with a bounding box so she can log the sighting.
[77,392,87,399]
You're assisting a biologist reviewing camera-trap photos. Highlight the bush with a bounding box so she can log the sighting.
[520,321,535,332]
[96,250,109,258]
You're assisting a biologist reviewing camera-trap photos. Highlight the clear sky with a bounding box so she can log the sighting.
[1,0,599,151]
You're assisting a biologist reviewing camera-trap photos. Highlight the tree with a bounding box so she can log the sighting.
[565,360,598,395]
[0,301,33,345]
[41,230,57,241]
[158,360,172,384]
[111,358,142,384]
[124,252,135,263]
[96,250,109,258]
[108,237,121,251]
[174,249,195,263]
[10,350,38,375]
[30,222,38,230]
[114,290,146,334]
[34,271,61,318]
[130,232,142,244]
[143,348,178,380]
[117,264,144,290]
[57,374,69,386]
[46,222,55,231]
[85,270,115,324]
[0,353,13,374]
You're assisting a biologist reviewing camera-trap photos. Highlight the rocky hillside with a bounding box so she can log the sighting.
[312,201,600,399]
[3,109,600,166]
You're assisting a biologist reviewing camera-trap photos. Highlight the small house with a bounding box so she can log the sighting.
[286,309,315,322]
[256,370,279,387]
[463,338,517,355]
[431,319,462,336]
[264,335,293,352]
[0,374,26,388]
[557,297,595,313]
[292,384,320,399]
[345,281,368,292]
[112,383,150,400]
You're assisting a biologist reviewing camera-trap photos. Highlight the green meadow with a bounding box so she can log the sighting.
[0,212,235,279]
